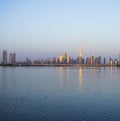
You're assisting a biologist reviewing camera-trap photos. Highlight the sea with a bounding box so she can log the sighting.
[0,66,120,121]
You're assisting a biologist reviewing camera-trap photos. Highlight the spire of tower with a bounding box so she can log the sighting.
[78,42,83,64]
[79,42,82,58]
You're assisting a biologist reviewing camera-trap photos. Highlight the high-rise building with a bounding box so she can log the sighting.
[114,59,118,65]
[63,52,70,64]
[98,56,101,64]
[9,53,16,64]
[109,58,113,65]
[78,43,83,64]
[59,55,63,64]
[86,57,90,64]
[95,57,98,64]
[91,55,95,65]
[103,58,106,64]
[63,52,67,64]
[3,50,7,65]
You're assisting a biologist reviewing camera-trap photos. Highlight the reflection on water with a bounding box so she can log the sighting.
[0,67,120,121]
[0,67,16,90]
[109,67,120,81]
[57,67,120,92]
[58,67,70,89]
[78,67,83,90]
[58,67,83,91]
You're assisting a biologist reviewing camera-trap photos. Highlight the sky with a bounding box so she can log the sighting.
[0,0,120,61]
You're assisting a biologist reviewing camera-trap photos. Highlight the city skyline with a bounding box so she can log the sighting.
[0,49,120,66]
[0,0,120,60]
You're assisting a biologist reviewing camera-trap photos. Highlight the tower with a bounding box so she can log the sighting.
[79,43,82,58]
[9,53,16,64]
[78,43,83,64]
[3,50,7,65]
[59,55,63,64]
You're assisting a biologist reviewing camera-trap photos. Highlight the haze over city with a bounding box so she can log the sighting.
[1,1,120,121]
[0,0,120,61]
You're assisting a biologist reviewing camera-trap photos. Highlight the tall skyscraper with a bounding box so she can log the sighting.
[63,52,70,64]
[98,56,101,64]
[64,52,67,64]
[59,55,63,64]
[104,58,106,64]
[3,50,7,65]
[109,58,113,65]
[78,43,83,64]
[91,55,95,65]
[9,53,16,64]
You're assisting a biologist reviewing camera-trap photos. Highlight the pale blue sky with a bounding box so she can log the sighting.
[0,0,120,60]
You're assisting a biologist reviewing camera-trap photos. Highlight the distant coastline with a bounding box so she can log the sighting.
[1,50,120,67]
[0,64,120,67]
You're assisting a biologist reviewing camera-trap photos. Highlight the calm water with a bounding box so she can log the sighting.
[0,67,120,121]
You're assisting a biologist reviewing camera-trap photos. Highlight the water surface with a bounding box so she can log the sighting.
[0,67,120,121]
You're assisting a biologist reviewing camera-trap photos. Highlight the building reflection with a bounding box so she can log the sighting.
[109,67,118,81]
[1,67,7,89]
[58,67,70,89]
[109,67,113,77]
[1,67,16,90]
[78,67,83,91]
[90,67,95,79]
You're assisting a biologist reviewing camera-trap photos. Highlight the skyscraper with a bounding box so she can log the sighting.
[3,50,7,65]
[91,55,95,65]
[104,58,106,64]
[63,52,70,64]
[64,52,67,64]
[59,55,63,64]
[78,43,82,64]
[9,53,16,64]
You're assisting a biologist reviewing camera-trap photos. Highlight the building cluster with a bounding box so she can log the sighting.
[1,50,16,65]
[0,49,120,66]
[26,53,120,66]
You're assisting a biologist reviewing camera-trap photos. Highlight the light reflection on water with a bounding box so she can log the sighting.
[0,67,120,121]
[78,67,83,91]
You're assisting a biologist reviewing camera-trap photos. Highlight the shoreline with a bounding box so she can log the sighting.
[0,64,120,67]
